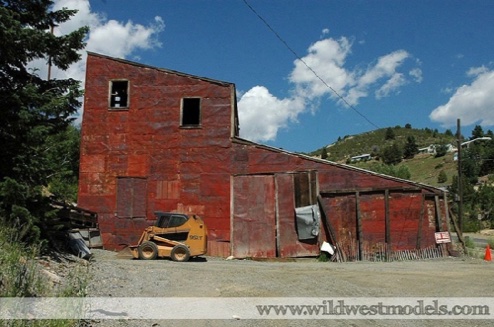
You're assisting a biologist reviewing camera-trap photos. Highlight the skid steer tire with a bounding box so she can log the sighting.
[170,244,190,262]
[138,241,158,260]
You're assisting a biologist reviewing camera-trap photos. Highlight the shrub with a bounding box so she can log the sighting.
[464,236,475,249]
[437,170,448,183]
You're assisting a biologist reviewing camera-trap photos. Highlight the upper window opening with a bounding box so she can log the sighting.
[181,98,201,126]
[110,80,129,109]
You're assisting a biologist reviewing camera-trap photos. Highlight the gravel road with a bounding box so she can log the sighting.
[84,249,494,327]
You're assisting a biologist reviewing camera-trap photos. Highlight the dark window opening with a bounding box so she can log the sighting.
[181,98,201,126]
[110,80,129,108]
[294,171,318,208]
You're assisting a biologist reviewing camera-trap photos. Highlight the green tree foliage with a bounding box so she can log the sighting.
[434,143,449,158]
[384,127,395,140]
[320,146,328,160]
[380,142,403,165]
[461,143,483,184]
[444,129,453,136]
[404,123,412,129]
[403,136,419,159]
[46,124,81,203]
[475,182,494,222]
[437,170,447,184]
[471,125,484,139]
[368,163,411,180]
[0,1,88,242]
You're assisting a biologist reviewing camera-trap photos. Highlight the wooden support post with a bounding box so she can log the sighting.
[434,195,445,254]
[384,189,390,260]
[416,194,425,249]
[317,194,341,261]
[434,195,442,232]
[356,191,362,261]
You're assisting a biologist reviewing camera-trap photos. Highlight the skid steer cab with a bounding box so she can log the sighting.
[130,212,207,262]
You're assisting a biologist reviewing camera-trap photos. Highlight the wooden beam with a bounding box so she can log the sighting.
[416,194,425,249]
[317,195,342,261]
[320,186,422,195]
[356,191,362,261]
[434,195,442,232]
[317,195,338,245]
[385,189,391,261]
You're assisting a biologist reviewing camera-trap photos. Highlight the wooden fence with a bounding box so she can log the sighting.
[330,240,447,262]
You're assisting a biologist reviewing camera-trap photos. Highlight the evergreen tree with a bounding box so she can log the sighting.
[403,136,419,159]
[385,127,395,140]
[381,142,403,165]
[0,1,88,241]
[445,129,453,136]
[434,143,449,158]
[437,170,448,184]
[471,125,484,139]
[321,147,328,160]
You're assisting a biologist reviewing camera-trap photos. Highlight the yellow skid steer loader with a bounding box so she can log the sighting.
[130,212,207,262]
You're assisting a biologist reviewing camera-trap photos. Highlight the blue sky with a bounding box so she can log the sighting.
[44,0,494,153]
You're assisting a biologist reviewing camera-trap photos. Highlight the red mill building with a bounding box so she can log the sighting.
[78,52,451,259]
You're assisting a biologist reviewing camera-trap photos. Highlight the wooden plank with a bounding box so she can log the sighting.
[232,175,276,258]
[449,207,466,251]
[384,189,390,259]
[320,186,422,195]
[317,195,342,261]
[277,174,320,258]
[434,195,442,232]
[416,194,425,249]
[356,191,362,261]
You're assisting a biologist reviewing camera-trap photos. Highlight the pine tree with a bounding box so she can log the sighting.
[0,1,88,241]
[321,147,328,160]
[385,127,395,140]
[403,136,419,159]
[381,143,403,165]
[471,125,484,140]
[437,170,447,184]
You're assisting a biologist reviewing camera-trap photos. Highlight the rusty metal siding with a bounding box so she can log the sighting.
[116,177,147,218]
[78,54,235,252]
[276,173,320,258]
[232,175,276,258]
[79,53,449,257]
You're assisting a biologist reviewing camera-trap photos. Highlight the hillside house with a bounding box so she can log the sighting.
[78,53,451,259]
[350,154,371,163]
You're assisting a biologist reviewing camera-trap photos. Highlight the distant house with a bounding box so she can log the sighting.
[418,144,456,155]
[350,154,371,162]
[77,53,451,259]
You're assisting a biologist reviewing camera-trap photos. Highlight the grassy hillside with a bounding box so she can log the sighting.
[309,126,458,187]
[312,126,456,163]
[351,152,457,187]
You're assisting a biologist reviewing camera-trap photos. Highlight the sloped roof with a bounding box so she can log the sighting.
[87,52,234,87]
[232,137,445,194]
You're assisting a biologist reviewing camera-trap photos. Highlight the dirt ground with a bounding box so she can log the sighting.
[84,247,494,327]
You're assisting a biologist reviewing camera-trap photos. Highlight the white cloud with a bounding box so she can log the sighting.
[238,86,305,142]
[429,68,494,126]
[289,37,353,100]
[375,73,406,99]
[239,37,420,142]
[30,0,164,83]
[409,68,423,83]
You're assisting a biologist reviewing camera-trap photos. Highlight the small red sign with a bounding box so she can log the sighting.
[435,232,451,244]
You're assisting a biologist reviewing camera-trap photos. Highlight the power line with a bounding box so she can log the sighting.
[242,0,380,129]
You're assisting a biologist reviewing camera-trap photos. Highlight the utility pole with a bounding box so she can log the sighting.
[457,118,463,238]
